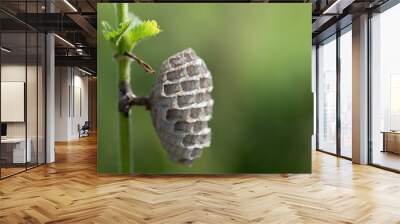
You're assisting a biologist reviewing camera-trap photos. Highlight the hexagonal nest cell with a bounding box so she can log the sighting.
[150,48,213,165]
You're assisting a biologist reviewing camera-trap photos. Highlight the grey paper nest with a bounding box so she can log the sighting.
[149,48,214,165]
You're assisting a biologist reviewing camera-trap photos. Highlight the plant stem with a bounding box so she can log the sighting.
[119,111,132,173]
[117,3,134,173]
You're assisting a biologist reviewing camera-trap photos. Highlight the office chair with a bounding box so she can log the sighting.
[79,121,90,138]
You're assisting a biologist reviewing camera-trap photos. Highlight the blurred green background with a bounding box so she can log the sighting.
[97,3,312,174]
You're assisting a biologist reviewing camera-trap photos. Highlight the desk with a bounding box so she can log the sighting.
[1,138,31,163]
[382,131,400,154]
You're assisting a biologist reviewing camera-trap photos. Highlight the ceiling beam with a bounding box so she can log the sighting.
[312,15,335,33]
[86,0,97,12]
[10,13,83,32]
[322,0,356,14]
[67,13,96,39]
[55,55,96,72]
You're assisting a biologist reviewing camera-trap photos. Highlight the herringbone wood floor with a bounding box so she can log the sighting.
[1,135,400,224]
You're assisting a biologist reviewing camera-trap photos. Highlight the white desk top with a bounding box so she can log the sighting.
[1,138,27,143]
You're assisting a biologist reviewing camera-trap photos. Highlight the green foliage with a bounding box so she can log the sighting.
[126,20,161,50]
[102,20,131,50]
[102,13,160,54]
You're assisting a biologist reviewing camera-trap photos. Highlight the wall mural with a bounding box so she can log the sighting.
[97,3,312,174]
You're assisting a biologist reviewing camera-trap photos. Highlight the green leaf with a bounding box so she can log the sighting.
[126,20,161,50]
[102,20,131,47]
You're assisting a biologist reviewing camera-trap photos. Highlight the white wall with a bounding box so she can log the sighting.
[1,65,26,139]
[1,63,46,164]
[72,73,89,138]
[55,66,69,141]
[1,65,38,137]
[55,67,89,141]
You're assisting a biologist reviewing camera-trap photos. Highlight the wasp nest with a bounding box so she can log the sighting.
[150,48,213,165]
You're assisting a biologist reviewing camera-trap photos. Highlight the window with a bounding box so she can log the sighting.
[339,28,352,158]
[371,3,400,171]
[317,36,337,154]
[0,1,46,179]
